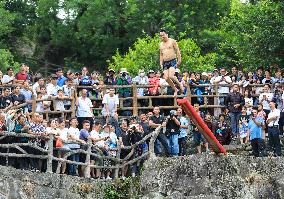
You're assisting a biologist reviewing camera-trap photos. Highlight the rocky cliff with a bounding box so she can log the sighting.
[1,154,284,199]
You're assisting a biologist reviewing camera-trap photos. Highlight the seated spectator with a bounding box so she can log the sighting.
[15,64,29,84]
[11,85,26,107]
[0,88,13,111]
[104,69,117,85]
[47,75,60,96]
[56,68,67,87]
[2,67,14,85]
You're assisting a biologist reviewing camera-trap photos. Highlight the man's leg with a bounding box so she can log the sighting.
[157,133,170,156]
[163,68,178,96]
[251,139,259,157]
[271,127,281,156]
[168,67,183,93]
[171,134,179,156]
[230,112,239,137]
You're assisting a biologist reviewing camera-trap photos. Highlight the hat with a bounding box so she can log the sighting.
[213,69,219,72]
[138,69,145,73]
[148,70,154,74]
[120,68,128,74]
[201,72,208,77]
[175,68,180,73]
[109,69,115,73]
[50,74,58,79]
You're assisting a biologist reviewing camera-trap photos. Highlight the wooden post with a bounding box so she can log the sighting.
[46,134,54,173]
[84,142,91,178]
[71,89,75,118]
[31,94,36,114]
[114,143,121,179]
[132,84,138,116]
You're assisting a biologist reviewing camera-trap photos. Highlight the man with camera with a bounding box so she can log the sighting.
[164,110,181,156]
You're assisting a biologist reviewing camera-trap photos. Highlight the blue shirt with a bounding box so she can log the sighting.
[179,116,189,138]
[248,117,264,140]
[79,129,90,142]
[57,76,67,87]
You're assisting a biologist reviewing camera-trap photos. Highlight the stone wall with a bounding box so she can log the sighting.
[140,154,284,199]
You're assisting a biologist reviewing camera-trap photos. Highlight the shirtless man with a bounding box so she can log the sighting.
[159,29,183,96]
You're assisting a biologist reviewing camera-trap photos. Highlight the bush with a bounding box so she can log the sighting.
[0,49,20,71]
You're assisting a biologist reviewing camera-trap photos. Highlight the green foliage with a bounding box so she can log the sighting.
[0,49,20,71]
[109,35,216,75]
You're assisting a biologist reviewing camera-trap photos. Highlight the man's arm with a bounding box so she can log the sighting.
[173,40,181,67]
[149,119,160,128]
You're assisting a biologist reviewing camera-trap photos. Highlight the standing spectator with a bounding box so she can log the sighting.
[56,68,67,87]
[164,110,180,156]
[32,77,45,94]
[2,67,14,84]
[214,114,230,145]
[213,68,232,106]
[225,84,245,137]
[62,78,74,110]
[101,88,119,120]
[230,66,238,78]
[254,67,264,82]
[248,108,265,157]
[15,64,29,84]
[238,107,249,144]
[244,89,253,115]
[20,81,33,112]
[176,108,189,156]
[104,69,117,85]
[133,69,149,97]
[47,75,60,96]
[11,85,26,107]
[79,67,92,86]
[259,84,274,116]
[139,114,150,136]
[266,101,281,156]
[0,88,13,111]
[54,89,69,111]
[148,70,159,96]
[66,70,79,85]
[149,106,170,156]
[262,69,273,84]
[76,89,93,129]
[273,69,283,84]
[116,68,132,98]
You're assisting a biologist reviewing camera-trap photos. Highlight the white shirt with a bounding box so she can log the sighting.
[46,83,60,96]
[90,130,105,148]
[68,127,80,149]
[267,108,280,127]
[76,96,93,117]
[62,85,73,105]
[54,98,65,111]
[2,75,14,84]
[102,94,119,114]
[58,128,69,141]
[214,75,232,94]
[259,92,274,110]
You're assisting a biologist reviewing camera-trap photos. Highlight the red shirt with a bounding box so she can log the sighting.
[15,72,28,81]
[148,77,160,95]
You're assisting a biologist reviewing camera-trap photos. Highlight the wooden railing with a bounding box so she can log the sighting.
[1,82,280,120]
[0,126,161,178]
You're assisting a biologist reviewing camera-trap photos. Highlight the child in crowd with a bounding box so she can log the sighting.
[54,89,69,111]
[239,107,249,144]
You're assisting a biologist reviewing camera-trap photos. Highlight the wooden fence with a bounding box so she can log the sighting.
[0,126,161,178]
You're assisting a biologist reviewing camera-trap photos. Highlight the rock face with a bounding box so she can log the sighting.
[140,154,284,199]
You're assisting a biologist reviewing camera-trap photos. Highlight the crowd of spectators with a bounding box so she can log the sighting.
[0,63,283,178]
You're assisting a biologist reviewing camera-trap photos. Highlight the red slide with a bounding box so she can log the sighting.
[177,98,227,154]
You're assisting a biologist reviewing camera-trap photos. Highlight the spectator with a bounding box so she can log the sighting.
[254,67,264,82]
[116,68,132,98]
[239,107,249,144]
[262,69,273,84]
[101,88,119,119]
[2,67,14,84]
[0,88,13,111]
[248,109,265,157]
[32,77,45,94]
[20,81,33,112]
[54,89,69,111]
[67,117,85,176]
[259,84,274,116]
[148,70,159,97]
[273,69,283,84]
[79,67,92,86]
[266,101,281,156]
[104,69,117,86]
[156,71,168,95]
[244,89,253,115]
[214,114,230,145]
[47,75,60,96]
[66,70,79,85]
[0,70,3,86]
[230,66,238,78]
[133,69,149,97]
[76,89,93,129]
[139,114,150,136]
[164,110,180,156]
[149,106,170,156]
[56,68,67,87]
[176,108,189,156]
[62,78,74,110]
[15,64,29,84]
[225,84,245,137]
[11,85,26,107]
[213,68,232,106]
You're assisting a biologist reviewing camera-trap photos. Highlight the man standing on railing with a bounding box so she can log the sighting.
[225,84,245,138]
[149,106,171,157]
[159,29,183,96]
